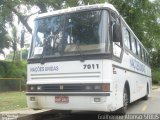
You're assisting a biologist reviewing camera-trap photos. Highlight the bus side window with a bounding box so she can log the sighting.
[147,53,150,65]
[137,42,141,58]
[131,37,137,54]
[145,52,148,63]
[123,27,130,50]
[140,45,142,59]
[147,54,149,64]
[141,47,145,61]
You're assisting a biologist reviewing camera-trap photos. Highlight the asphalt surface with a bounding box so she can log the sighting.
[127,87,160,114]
[1,86,160,120]
[24,87,160,120]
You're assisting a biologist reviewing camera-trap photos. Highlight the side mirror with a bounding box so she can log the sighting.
[20,30,25,48]
[113,22,122,43]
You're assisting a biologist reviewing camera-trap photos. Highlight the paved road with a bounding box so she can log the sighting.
[127,87,160,114]
[34,87,160,120]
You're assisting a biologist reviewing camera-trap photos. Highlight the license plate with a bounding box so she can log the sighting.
[55,96,69,103]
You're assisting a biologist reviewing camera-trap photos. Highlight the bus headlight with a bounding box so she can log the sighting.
[30,86,35,91]
[94,85,101,90]
[37,86,42,91]
[84,84,110,92]
[85,85,92,90]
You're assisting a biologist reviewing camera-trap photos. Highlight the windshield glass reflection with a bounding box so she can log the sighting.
[30,10,109,58]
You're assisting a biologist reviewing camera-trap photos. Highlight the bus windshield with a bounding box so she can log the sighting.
[29,10,109,59]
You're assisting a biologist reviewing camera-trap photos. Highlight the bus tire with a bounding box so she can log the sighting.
[143,85,149,100]
[33,108,41,110]
[118,87,129,115]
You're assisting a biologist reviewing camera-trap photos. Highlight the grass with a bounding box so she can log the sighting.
[0,91,27,112]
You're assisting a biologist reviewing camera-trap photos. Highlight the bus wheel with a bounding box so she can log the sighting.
[118,87,129,115]
[143,85,149,100]
[33,108,41,110]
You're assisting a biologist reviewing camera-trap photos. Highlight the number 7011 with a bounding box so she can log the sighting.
[83,64,99,69]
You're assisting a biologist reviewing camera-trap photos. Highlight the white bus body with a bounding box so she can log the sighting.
[26,3,151,113]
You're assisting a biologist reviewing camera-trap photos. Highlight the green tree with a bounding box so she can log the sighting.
[6,49,28,61]
[11,26,18,61]
[0,16,11,55]
[150,49,160,68]
[2,0,159,49]
[0,61,27,91]
[0,0,160,65]
[108,0,160,51]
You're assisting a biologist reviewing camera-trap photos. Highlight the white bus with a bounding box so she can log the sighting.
[26,3,152,114]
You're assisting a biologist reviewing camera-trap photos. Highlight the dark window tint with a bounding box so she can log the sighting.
[141,48,145,61]
[137,42,141,58]
[131,37,137,54]
[123,27,130,49]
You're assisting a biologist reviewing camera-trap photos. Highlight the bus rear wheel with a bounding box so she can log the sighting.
[143,85,149,100]
[118,87,129,115]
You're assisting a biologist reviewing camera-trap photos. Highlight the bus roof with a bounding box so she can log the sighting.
[35,2,119,19]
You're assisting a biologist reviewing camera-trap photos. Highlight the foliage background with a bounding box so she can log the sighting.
[0,61,27,91]
[150,50,160,84]
[0,0,160,85]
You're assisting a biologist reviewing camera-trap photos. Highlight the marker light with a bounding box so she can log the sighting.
[94,85,101,90]
[37,86,42,91]
[102,84,110,92]
[30,86,35,91]
[85,85,92,90]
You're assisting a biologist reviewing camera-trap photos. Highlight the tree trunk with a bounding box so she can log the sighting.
[12,51,16,61]
[6,4,32,34]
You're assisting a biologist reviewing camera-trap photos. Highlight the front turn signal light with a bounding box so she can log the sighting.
[102,84,110,92]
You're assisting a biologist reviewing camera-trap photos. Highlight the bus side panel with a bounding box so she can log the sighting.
[111,50,152,108]
[112,62,126,110]
[103,60,125,111]
[119,51,151,103]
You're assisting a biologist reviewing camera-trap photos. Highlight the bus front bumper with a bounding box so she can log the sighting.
[26,92,117,112]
